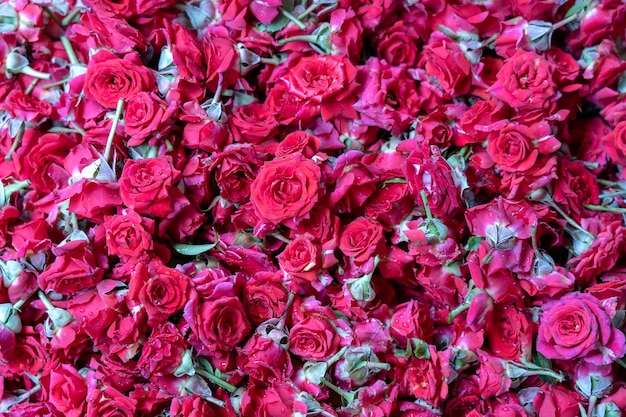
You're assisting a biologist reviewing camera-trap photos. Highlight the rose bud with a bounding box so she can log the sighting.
[0,299,25,359]
[334,345,390,388]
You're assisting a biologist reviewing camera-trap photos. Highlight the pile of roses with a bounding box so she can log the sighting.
[1,0,626,416]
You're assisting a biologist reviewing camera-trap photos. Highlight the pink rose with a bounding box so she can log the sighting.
[289,316,340,361]
[537,292,626,364]
[48,364,87,417]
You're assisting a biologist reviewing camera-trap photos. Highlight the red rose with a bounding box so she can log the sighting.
[489,49,558,111]
[185,296,251,352]
[289,316,339,361]
[123,92,175,144]
[119,156,180,218]
[283,54,359,121]
[237,333,292,381]
[278,236,321,284]
[164,21,205,82]
[537,292,626,364]
[82,0,135,18]
[377,20,421,67]
[84,50,155,109]
[250,155,321,225]
[476,354,512,398]
[48,364,87,417]
[170,394,235,417]
[243,271,289,325]
[37,241,105,295]
[240,382,303,417]
[68,13,148,54]
[129,261,192,327]
[211,145,263,203]
[16,131,76,194]
[103,210,154,259]
[2,89,52,124]
[390,300,430,347]
[485,304,534,361]
[486,122,560,173]
[364,182,414,226]
[137,322,188,378]
[354,57,421,134]
[403,146,461,217]
[604,120,626,165]
[553,160,600,219]
[203,27,240,91]
[276,131,321,159]
[401,352,448,408]
[86,387,137,417]
[339,216,385,263]
[65,180,124,223]
[421,32,471,96]
[533,383,582,417]
[229,102,278,145]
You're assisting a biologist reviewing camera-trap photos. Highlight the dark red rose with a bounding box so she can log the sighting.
[553,159,600,219]
[103,210,154,259]
[377,20,421,67]
[421,32,471,96]
[240,381,303,417]
[164,21,206,82]
[86,387,137,417]
[84,50,155,109]
[485,304,534,361]
[489,49,558,111]
[129,261,193,327]
[2,89,52,124]
[37,241,105,295]
[243,271,289,325]
[289,316,340,361]
[119,156,180,218]
[229,102,279,145]
[365,182,414,226]
[278,236,321,284]
[123,92,175,144]
[211,145,263,203]
[204,27,240,91]
[283,54,359,121]
[48,364,88,417]
[339,217,385,263]
[185,295,251,352]
[237,333,292,381]
[137,322,189,378]
[276,131,321,159]
[250,154,321,225]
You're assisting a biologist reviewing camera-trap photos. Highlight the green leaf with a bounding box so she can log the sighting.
[565,0,589,18]
[173,243,217,256]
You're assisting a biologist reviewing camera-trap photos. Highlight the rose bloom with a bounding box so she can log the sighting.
[243,272,289,325]
[137,322,188,379]
[553,159,600,219]
[278,236,321,284]
[86,387,137,417]
[604,120,626,165]
[489,49,558,111]
[339,216,385,263]
[377,20,421,67]
[485,304,534,361]
[84,50,155,109]
[283,54,358,121]
[229,102,278,145]
[533,383,582,417]
[537,292,626,365]
[390,300,429,347]
[240,381,306,417]
[47,364,87,417]
[237,334,292,381]
[131,262,192,327]
[103,210,153,259]
[37,241,104,295]
[2,89,52,124]
[186,296,251,352]
[119,156,180,218]
[276,131,321,159]
[354,57,421,135]
[123,92,175,144]
[421,32,471,97]
[250,154,321,225]
[289,316,340,361]
[212,145,263,203]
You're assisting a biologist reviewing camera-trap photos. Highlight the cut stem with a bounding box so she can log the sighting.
[5,123,25,161]
[447,303,470,324]
[24,78,39,95]
[298,2,322,19]
[195,369,237,393]
[321,377,354,403]
[280,8,307,30]
[599,190,626,198]
[60,36,79,65]
[103,98,124,163]
[38,291,55,310]
[62,8,81,26]
[19,66,52,80]
[584,204,626,213]
[42,77,71,89]
[549,201,595,239]
[420,190,433,221]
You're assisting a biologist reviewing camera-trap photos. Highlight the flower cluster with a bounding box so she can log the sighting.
[1,0,626,416]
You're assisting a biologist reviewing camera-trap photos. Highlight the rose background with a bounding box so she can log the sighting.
[1,0,626,417]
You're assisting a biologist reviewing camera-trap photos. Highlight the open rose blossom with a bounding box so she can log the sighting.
[6,1,626,415]
[537,292,626,364]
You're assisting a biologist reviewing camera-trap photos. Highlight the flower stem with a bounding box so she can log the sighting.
[38,291,55,311]
[13,299,26,311]
[549,201,595,239]
[5,123,25,161]
[280,8,306,30]
[103,98,124,163]
[321,377,354,403]
[42,77,71,89]
[19,66,52,80]
[4,180,30,203]
[298,2,321,19]
[587,395,597,417]
[195,369,237,393]
[278,34,318,46]
[62,8,81,26]
[60,36,79,65]
[447,303,469,324]
[24,78,39,95]
[584,204,626,213]
[599,190,626,198]
[551,13,578,31]
[420,190,433,221]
